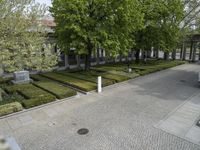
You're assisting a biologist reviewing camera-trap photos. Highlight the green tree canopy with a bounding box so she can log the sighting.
[0,0,58,72]
[50,0,143,70]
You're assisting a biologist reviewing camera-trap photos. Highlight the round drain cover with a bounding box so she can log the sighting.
[77,128,89,135]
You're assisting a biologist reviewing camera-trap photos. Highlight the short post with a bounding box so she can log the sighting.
[97,76,102,93]
[198,72,200,82]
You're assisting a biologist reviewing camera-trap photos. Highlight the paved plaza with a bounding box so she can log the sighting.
[1,64,200,150]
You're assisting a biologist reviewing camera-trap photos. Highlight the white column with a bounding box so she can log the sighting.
[97,76,102,93]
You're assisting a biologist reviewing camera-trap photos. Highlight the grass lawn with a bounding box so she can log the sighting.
[41,72,97,92]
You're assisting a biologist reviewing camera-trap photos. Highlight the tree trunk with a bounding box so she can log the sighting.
[172,49,176,60]
[135,49,140,63]
[96,48,100,65]
[164,52,169,60]
[85,41,93,71]
[189,41,193,60]
[64,55,69,69]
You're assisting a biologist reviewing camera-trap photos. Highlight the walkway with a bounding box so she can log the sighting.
[0,64,200,150]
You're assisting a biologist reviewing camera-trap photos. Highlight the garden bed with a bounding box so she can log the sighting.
[5,84,56,109]
[41,72,97,92]
[33,81,77,99]
[57,71,115,87]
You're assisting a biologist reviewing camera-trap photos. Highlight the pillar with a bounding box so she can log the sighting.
[64,54,69,69]
[192,43,197,62]
[76,55,81,68]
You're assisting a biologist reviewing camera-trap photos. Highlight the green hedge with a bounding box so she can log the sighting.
[34,81,77,99]
[101,73,130,82]
[134,61,186,75]
[58,71,115,87]
[41,72,97,92]
[30,74,51,81]
[5,84,56,108]
[22,95,56,109]
[0,77,11,84]
[0,102,23,117]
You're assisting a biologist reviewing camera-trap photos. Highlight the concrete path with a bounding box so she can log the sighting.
[1,64,200,150]
[156,92,200,145]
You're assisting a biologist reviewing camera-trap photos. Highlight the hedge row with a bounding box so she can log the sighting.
[134,61,186,75]
[0,102,23,117]
[80,70,130,83]
[30,74,51,81]
[57,71,115,87]
[41,72,97,92]
[5,84,56,108]
[0,77,11,84]
[34,81,77,99]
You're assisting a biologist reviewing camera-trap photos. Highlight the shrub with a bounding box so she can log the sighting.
[0,77,11,84]
[0,102,23,117]
[30,74,51,82]
[5,84,54,99]
[34,81,77,99]
[22,95,56,109]
[5,84,56,108]
[101,73,130,82]
[41,72,97,92]
[57,71,115,87]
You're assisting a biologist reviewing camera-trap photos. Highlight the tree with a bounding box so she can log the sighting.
[0,0,58,73]
[50,0,143,70]
[134,0,184,61]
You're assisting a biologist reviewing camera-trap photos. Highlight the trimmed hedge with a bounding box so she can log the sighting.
[21,95,56,109]
[133,60,186,75]
[0,77,11,84]
[0,102,23,117]
[30,74,51,82]
[5,84,56,108]
[58,71,115,87]
[101,73,130,82]
[34,81,77,99]
[41,72,97,92]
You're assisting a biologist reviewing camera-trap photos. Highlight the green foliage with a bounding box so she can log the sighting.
[57,71,115,87]
[34,81,77,99]
[100,73,130,83]
[0,0,58,72]
[31,74,51,81]
[132,60,186,75]
[0,102,23,117]
[50,0,143,69]
[135,0,184,52]
[41,72,97,92]
[0,77,11,84]
[22,96,56,109]
[5,84,56,108]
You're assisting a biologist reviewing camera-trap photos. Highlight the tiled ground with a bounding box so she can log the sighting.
[1,64,200,150]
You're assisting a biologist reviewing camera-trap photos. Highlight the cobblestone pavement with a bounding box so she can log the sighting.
[1,64,200,150]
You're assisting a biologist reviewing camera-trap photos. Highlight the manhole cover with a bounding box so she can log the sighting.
[180,80,186,83]
[77,128,89,135]
[196,120,200,127]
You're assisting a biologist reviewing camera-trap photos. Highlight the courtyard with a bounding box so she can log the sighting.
[1,63,200,150]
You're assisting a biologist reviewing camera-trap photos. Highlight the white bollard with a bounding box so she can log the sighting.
[97,76,102,93]
[199,72,200,82]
